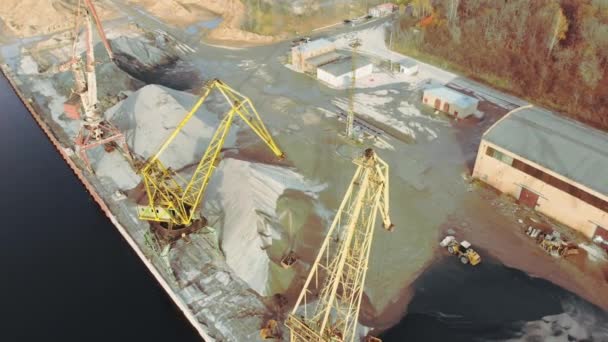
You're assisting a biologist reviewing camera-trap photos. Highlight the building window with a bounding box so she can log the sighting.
[486,146,514,165]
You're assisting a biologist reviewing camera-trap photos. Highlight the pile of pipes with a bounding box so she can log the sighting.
[525,227,579,258]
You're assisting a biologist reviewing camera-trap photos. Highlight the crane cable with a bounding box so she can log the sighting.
[70,0,83,60]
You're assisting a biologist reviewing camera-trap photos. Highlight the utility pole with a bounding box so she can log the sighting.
[389,27,394,73]
[346,39,361,139]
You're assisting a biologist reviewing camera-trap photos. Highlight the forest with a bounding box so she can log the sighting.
[392,0,608,129]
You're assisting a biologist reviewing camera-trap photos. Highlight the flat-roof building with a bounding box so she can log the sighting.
[399,59,418,75]
[291,38,338,73]
[423,87,479,119]
[473,105,608,241]
[316,57,373,88]
[369,3,398,17]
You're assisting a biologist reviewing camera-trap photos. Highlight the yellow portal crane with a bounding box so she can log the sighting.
[286,148,393,342]
[137,79,284,230]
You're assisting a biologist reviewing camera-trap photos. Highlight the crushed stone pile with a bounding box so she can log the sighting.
[103,84,325,297]
[111,36,201,90]
[111,36,175,68]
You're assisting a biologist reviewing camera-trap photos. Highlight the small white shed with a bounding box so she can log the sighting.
[369,3,397,17]
[317,57,373,88]
[423,87,479,119]
[399,59,418,75]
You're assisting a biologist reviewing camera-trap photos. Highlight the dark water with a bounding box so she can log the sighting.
[1,73,605,341]
[381,257,570,342]
[0,74,201,341]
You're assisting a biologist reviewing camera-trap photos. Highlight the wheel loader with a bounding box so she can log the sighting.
[440,236,481,266]
[260,320,280,340]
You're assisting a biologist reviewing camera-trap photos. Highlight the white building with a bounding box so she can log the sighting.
[422,87,479,119]
[317,57,373,88]
[369,3,398,17]
[399,59,418,75]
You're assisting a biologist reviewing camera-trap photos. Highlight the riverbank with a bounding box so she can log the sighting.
[0,70,204,342]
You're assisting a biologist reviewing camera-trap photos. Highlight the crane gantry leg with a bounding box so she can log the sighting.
[286,148,392,342]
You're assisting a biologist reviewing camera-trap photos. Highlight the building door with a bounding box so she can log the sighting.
[443,102,450,113]
[434,98,441,109]
[594,225,608,241]
[519,187,539,208]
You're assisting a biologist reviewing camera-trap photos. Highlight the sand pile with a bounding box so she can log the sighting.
[127,0,217,27]
[105,84,235,169]
[128,0,275,44]
[196,0,275,44]
[205,158,324,295]
[0,0,116,38]
[103,84,324,295]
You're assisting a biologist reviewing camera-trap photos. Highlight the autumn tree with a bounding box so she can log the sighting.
[547,4,569,55]
[412,0,432,18]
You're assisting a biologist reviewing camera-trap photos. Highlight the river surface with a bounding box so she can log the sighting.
[1,72,606,341]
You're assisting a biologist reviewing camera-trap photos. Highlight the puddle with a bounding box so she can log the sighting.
[185,18,223,35]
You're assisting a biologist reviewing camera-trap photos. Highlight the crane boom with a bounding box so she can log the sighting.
[138,79,284,227]
[286,148,392,342]
[83,0,114,60]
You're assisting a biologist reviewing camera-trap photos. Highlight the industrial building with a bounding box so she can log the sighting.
[368,3,398,17]
[316,57,373,88]
[422,87,479,118]
[291,38,340,73]
[399,59,418,75]
[473,106,608,241]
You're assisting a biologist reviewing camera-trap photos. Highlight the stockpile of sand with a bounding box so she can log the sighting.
[0,0,117,38]
[105,84,235,169]
[103,84,325,296]
[127,0,216,27]
[205,158,324,295]
[128,0,276,44]
[197,0,275,44]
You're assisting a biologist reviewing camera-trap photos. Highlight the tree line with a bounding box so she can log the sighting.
[392,0,608,129]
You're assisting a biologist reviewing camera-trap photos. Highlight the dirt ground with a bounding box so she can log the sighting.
[128,0,277,44]
[2,6,607,338]
[453,182,608,311]
[0,0,118,37]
